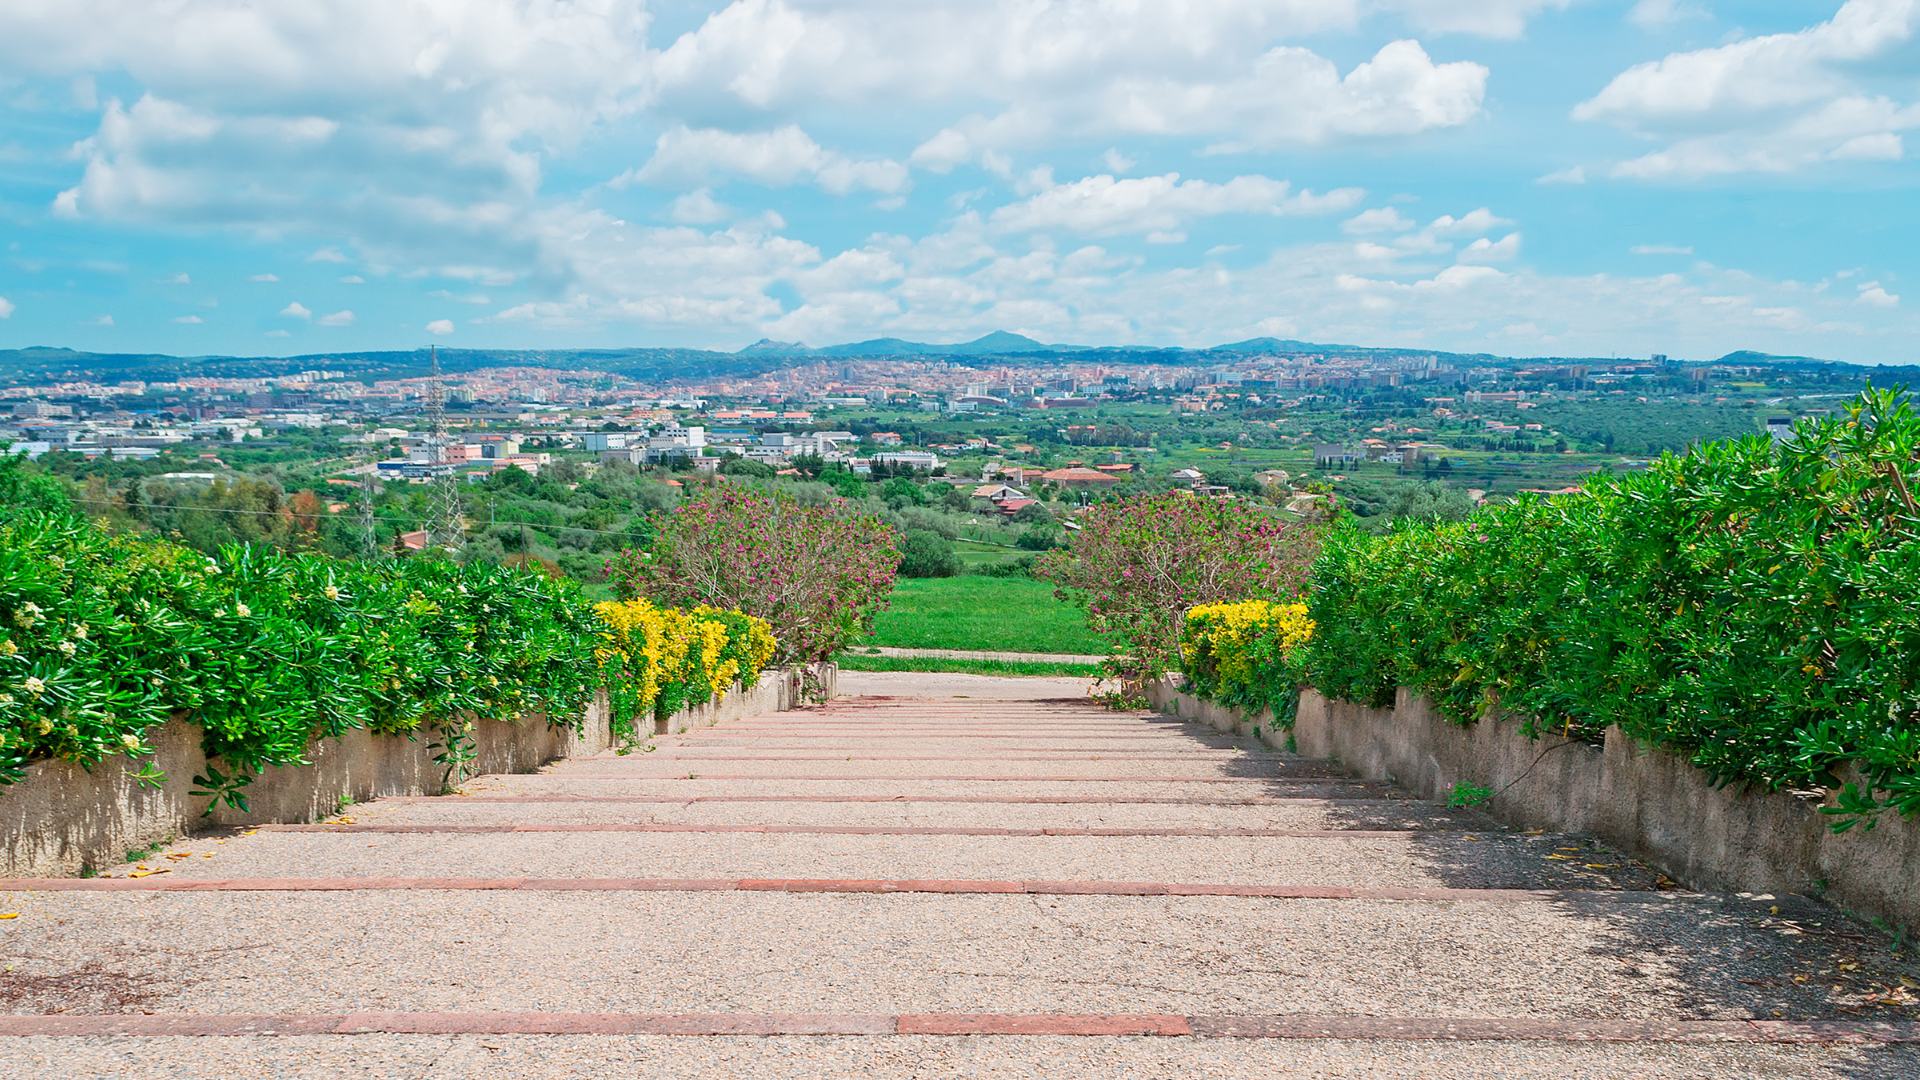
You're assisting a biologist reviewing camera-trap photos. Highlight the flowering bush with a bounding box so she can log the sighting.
[1305,387,1920,826]
[1036,493,1326,682]
[593,598,776,745]
[608,486,898,664]
[1179,601,1316,723]
[0,510,602,804]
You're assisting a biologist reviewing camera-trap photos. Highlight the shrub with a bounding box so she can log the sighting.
[898,529,962,578]
[1179,601,1315,723]
[1303,388,1920,826]
[608,486,899,664]
[592,599,776,746]
[1036,493,1326,681]
[0,510,602,803]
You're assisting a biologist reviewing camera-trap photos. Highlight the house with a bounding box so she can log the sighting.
[397,529,431,552]
[1040,467,1122,489]
[1314,444,1360,467]
[874,451,941,471]
[972,483,1026,503]
[1170,467,1206,484]
[994,498,1038,517]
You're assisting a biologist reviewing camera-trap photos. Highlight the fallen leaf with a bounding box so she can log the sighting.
[1545,854,1574,861]
[126,868,171,879]
[0,913,18,920]
[1584,864,1616,870]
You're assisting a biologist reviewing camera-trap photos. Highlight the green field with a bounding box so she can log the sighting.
[834,653,1102,678]
[867,576,1109,655]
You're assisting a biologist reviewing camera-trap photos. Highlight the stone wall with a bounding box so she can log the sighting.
[0,663,834,879]
[1150,680,1920,938]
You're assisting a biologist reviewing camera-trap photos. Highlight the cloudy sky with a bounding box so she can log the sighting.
[0,0,1915,362]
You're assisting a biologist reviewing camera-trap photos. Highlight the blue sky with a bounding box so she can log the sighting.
[0,0,1915,363]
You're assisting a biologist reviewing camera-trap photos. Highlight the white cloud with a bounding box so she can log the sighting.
[1343,207,1415,235]
[307,247,349,264]
[661,3,1486,161]
[1380,0,1572,40]
[1858,281,1901,307]
[0,296,12,319]
[92,313,112,326]
[1577,0,1920,180]
[279,301,312,319]
[1631,244,1694,255]
[429,289,492,306]
[1459,233,1522,263]
[248,272,279,283]
[668,188,730,224]
[1537,165,1587,185]
[1100,148,1136,175]
[265,329,290,338]
[172,314,202,324]
[161,271,190,285]
[317,309,355,326]
[1428,208,1512,236]
[624,125,908,196]
[425,318,454,334]
[339,274,365,284]
[1626,0,1701,29]
[992,173,1363,236]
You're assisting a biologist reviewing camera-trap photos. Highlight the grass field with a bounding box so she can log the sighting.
[834,653,1102,678]
[867,575,1109,655]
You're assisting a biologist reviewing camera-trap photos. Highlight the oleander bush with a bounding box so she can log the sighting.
[0,508,779,804]
[609,486,899,664]
[0,509,603,803]
[1179,601,1316,723]
[594,598,776,746]
[1037,492,1326,684]
[1300,387,1920,826]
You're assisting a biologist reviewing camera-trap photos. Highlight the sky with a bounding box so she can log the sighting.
[0,0,1915,364]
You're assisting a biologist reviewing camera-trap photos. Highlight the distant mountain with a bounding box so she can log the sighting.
[736,338,809,356]
[1716,349,1832,366]
[809,330,1082,358]
[0,336,1891,387]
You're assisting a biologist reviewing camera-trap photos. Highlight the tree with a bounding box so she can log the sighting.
[607,487,899,664]
[1037,492,1327,683]
[898,529,962,578]
[1011,502,1053,525]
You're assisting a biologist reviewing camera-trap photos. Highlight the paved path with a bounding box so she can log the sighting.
[2,671,1917,1078]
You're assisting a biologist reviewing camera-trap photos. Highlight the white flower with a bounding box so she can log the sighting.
[324,586,341,601]
[57,641,76,657]
[205,562,221,575]
[120,733,141,751]
[72,624,88,640]
[23,676,46,695]
[233,603,251,619]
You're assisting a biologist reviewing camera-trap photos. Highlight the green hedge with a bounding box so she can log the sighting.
[1304,388,1920,826]
[0,510,606,806]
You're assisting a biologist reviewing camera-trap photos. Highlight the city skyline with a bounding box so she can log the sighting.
[0,1,1915,363]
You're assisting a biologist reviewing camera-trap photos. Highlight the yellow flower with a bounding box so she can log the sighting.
[324,586,341,601]
[23,676,46,696]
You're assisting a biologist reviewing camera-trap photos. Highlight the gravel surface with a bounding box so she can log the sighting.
[4,679,1915,1076]
[344,796,1474,832]
[0,1036,1912,1080]
[1,891,1905,1022]
[108,829,1667,890]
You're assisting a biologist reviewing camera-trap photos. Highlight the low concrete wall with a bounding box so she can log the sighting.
[1151,680,1920,938]
[1,664,833,878]
[655,663,836,736]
